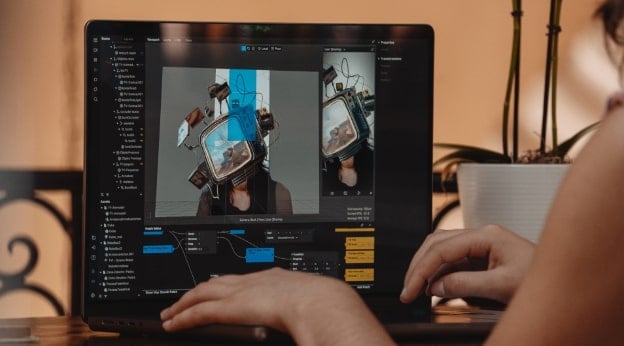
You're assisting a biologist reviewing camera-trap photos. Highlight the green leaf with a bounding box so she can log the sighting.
[433,144,512,168]
[434,143,503,153]
[548,121,600,158]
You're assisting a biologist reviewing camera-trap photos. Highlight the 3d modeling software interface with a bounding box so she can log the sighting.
[85,23,432,303]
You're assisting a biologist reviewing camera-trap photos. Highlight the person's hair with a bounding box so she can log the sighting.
[596,0,624,44]
[596,0,624,79]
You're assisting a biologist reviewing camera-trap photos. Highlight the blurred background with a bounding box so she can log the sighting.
[0,0,616,317]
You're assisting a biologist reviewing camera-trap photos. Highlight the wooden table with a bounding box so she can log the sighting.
[0,306,500,345]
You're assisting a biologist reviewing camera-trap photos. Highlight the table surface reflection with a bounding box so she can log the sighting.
[0,305,501,345]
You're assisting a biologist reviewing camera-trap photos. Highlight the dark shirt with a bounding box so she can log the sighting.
[322,145,374,195]
[197,169,277,216]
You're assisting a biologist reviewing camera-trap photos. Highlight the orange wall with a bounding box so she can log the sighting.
[1,0,614,169]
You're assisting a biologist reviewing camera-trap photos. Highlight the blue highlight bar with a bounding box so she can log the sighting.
[229,104,257,141]
[143,230,164,236]
[229,229,246,235]
[143,245,174,254]
[245,248,275,263]
[228,69,257,141]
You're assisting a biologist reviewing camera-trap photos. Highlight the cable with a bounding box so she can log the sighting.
[167,231,198,286]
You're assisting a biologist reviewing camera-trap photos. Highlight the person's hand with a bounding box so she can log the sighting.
[161,267,394,345]
[400,225,535,304]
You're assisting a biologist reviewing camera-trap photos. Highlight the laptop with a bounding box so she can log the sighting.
[83,20,475,342]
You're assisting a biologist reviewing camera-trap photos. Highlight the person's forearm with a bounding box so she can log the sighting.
[487,108,624,344]
[285,283,395,345]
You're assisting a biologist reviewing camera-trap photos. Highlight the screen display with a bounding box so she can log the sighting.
[84,21,433,317]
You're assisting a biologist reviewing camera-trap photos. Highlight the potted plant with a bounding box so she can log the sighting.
[434,0,600,243]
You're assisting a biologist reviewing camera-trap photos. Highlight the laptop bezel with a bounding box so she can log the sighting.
[83,19,434,332]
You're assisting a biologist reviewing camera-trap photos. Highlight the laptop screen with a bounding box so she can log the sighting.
[84,21,434,321]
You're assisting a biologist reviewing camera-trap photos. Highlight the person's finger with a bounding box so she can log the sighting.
[428,268,511,303]
[424,256,490,296]
[402,228,475,300]
[402,229,465,294]
[424,259,464,294]
[161,277,237,321]
[162,289,289,333]
[163,301,223,331]
[162,298,272,332]
[401,229,493,303]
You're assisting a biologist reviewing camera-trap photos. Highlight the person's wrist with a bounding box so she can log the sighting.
[286,277,393,345]
[284,278,358,344]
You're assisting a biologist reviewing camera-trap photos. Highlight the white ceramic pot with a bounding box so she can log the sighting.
[457,163,569,243]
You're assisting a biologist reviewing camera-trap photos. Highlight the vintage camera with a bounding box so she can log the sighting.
[178,81,275,198]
